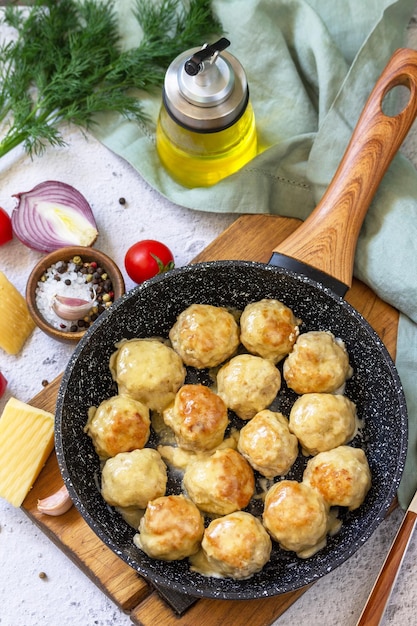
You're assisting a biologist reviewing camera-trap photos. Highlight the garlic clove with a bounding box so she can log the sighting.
[52,294,94,320]
[37,484,73,516]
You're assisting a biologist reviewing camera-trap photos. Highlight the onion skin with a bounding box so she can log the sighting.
[11,180,98,253]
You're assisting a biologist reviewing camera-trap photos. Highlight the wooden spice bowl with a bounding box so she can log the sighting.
[26,246,125,343]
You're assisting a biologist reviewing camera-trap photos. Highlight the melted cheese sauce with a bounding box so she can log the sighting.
[189,548,225,578]
[88,311,373,579]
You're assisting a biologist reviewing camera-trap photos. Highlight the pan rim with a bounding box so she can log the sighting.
[55,260,408,600]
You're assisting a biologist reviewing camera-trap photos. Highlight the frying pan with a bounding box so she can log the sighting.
[55,48,417,600]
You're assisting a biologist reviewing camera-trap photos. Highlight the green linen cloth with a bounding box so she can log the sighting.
[92,0,417,509]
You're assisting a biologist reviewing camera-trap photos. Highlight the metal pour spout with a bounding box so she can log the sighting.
[184,37,231,76]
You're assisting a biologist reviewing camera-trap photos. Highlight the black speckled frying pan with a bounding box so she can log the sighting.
[55,49,417,601]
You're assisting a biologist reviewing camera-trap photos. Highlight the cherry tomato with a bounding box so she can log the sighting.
[0,207,13,246]
[124,239,175,284]
[0,371,7,398]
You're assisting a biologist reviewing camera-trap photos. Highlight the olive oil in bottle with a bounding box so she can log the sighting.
[156,38,257,188]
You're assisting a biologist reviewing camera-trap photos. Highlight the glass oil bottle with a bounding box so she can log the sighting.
[156,38,257,188]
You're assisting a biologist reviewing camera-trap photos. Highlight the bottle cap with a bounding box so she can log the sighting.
[163,38,249,132]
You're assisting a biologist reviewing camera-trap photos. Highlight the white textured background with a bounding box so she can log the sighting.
[1,6,417,626]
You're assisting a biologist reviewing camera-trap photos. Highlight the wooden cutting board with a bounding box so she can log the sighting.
[22,214,399,626]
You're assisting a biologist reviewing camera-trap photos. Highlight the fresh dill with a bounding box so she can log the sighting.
[0,0,222,160]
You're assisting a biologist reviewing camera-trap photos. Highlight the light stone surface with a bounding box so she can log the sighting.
[1,6,417,626]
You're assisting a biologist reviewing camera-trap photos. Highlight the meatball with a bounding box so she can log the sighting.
[109,338,186,412]
[101,448,167,509]
[238,410,298,478]
[190,511,272,579]
[283,331,353,394]
[163,384,229,452]
[240,298,301,363]
[169,303,240,368]
[217,354,281,421]
[262,480,329,558]
[183,448,255,515]
[134,494,204,560]
[289,393,358,456]
[303,445,371,510]
[84,394,150,459]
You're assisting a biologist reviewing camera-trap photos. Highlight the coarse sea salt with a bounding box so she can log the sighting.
[36,261,97,331]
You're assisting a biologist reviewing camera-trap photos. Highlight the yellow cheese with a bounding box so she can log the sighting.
[0,271,35,354]
[0,397,54,507]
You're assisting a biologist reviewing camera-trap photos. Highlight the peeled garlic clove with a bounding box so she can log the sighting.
[52,294,93,320]
[37,484,73,516]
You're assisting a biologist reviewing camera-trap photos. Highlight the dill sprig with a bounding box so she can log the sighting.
[0,0,222,160]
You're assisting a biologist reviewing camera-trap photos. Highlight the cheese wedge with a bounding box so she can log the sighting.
[0,397,54,506]
[0,271,35,354]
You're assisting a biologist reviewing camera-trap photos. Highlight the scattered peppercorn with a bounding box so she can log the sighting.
[118,197,126,205]
[41,380,49,387]
[38,572,47,579]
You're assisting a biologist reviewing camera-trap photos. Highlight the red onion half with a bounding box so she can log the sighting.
[12,181,99,253]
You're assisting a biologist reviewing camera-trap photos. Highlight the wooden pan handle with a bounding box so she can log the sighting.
[356,509,417,626]
[273,48,417,287]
